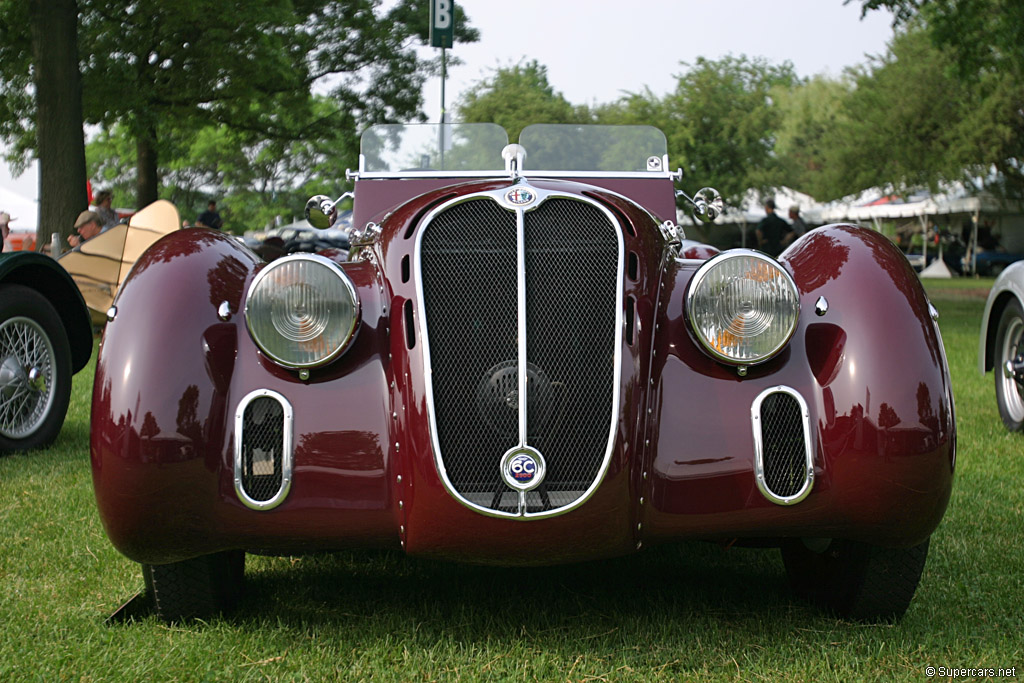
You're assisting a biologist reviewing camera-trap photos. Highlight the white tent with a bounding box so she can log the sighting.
[0,186,38,232]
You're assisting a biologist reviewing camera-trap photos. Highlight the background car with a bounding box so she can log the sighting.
[0,251,93,451]
[978,260,1024,430]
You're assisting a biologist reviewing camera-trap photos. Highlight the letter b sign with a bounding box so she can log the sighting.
[430,0,455,48]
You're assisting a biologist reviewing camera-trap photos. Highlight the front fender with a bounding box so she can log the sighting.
[644,225,954,547]
[91,228,398,564]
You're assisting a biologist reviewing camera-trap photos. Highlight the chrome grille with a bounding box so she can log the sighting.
[753,388,812,504]
[420,193,621,516]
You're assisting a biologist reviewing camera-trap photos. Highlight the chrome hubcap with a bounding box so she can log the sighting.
[0,316,56,439]
[999,317,1024,423]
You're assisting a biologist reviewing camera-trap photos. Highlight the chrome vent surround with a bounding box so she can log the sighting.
[234,389,293,510]
[417,188,622,518]
[751,386,813,505]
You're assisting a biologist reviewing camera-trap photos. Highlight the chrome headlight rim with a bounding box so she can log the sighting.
[244,253,361,369]
[686,249,799,366]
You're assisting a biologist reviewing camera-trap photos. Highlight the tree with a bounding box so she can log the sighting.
[855,0,1024,78]
[797,27,1023,200]
[0,0,87,249]
[31,0,88,250]
[656,56,800,206]
[458,60,590,141]
[0,0,480,236]
[772,75,852,201]
[855,0,1024,196]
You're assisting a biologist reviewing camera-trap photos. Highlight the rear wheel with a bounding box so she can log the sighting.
[143,551,245,622]
[781,537,930,621]
[994,298,1024,431]
[0,284,72,452]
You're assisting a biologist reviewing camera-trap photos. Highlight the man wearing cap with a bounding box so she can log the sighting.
[68,210,106,248]
[0,211,14,252]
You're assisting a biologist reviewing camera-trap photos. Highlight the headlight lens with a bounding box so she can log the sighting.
[245,254,360,368]
[686,250,799,365]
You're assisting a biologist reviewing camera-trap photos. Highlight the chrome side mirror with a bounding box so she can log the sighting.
[304,192,353,230]
[691,187,723,223]
[676,187,724,224]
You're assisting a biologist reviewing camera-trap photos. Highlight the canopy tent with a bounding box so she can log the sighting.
[0,186,38,233]
[695,182,1024,275]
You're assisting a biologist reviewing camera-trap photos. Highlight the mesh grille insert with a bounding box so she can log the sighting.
[757,391,809,500]
[240,396,285,502]
[420,195,620,514]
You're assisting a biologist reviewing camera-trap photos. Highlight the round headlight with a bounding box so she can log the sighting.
[245,254,360,368]
[686,250,799,365]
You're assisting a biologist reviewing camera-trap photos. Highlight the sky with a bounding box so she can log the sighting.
[1,0,895,213]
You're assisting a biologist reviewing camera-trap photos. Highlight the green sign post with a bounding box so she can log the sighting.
[429,0,455,161]
[429,0,454,48]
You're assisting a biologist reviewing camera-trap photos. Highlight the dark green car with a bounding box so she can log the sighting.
[0,251,92,451]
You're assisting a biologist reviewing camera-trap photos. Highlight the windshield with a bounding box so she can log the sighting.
[360,123,508,173]
[358,123,670,176]
[518,124,668,172]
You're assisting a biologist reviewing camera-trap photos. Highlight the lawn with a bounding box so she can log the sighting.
[1,277,1021,682]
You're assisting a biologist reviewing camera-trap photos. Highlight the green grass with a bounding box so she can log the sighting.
[2,279,1023,681]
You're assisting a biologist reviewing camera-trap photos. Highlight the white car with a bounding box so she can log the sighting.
[979,260,1024,430]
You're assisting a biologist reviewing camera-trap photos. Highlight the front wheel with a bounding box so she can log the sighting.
[780,537,930,621]
[0,284,73,452]
[143,551,245,622]
[994,298,1024,431]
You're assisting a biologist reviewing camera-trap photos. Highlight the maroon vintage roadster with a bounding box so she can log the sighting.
[91,124,955,622]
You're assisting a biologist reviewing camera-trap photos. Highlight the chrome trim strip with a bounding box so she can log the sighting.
[233,388,294,511]
[750,386,814,506]
[516,201,528,449]
[350,170,678,181]
[515,199,530,514]
[414,186,625,519]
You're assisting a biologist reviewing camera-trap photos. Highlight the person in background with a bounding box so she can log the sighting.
[0,211,13,252]
[94,190,117,228]
[68,210,105,248]
[196,200,223,230]
[784,205,809,248]
[755,199,793,257]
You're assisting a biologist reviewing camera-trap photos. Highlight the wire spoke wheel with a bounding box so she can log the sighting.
[0,316,57,439]
[0,284,73,452]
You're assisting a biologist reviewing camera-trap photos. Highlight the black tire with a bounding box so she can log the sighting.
[0,284,73,452]
[143,551,245,622]
[780,537,930,621]
[994,298,1024,431]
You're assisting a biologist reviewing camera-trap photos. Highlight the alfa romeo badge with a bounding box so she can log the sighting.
[504,187,536,206]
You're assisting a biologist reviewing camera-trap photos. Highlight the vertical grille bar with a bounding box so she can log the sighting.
[419,191,622,516]
[752,386,813,505]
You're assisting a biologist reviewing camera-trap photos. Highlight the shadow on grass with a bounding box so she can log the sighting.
[230,541,804,638]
